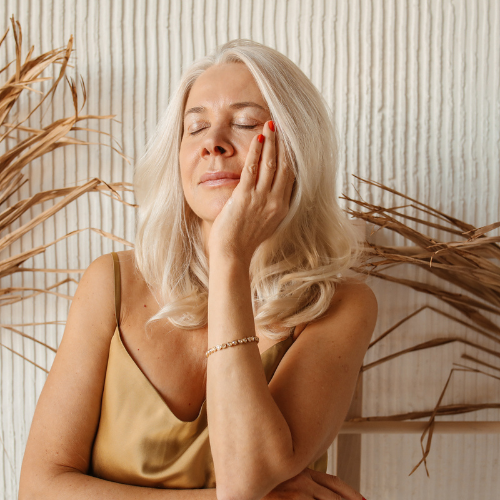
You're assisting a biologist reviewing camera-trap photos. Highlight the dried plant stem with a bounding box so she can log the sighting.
[0,17,131,374]
[0,325,57,353]
[369,305,500,349]
[408,365,500,476]
[0,342,48,373]
[461,354,500,373]
[362,337,500,372]
[348,402,500,422]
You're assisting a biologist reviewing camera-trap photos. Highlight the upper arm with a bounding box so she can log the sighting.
[19,253,118,489]
[268,281,378,475]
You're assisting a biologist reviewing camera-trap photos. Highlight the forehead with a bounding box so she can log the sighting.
[184,62,267,112]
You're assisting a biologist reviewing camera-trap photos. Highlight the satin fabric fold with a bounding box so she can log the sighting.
[90,325,327,488]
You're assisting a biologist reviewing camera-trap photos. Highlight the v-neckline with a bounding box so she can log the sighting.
[113,325,293,423]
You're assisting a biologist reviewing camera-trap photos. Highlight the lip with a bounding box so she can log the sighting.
[201,178,240,187]
[199,171,241,184]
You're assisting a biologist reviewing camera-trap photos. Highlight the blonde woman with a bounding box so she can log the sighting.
[19,40,376,500]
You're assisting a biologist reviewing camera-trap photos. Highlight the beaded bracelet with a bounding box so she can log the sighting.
[205,336,259,358]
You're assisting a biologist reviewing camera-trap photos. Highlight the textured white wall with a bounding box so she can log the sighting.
[1,1,499,499]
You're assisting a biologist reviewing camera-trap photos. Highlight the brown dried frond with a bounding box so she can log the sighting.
[407,365,500,477]
[368,305,500,350]
[0,18,132,357]
[345,176,500,474]
[345,177,500,334]
[362,336,500,372]
[348,402,500,423]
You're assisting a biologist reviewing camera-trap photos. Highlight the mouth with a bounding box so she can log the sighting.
[199,170,241,186]
[200,178,240,187]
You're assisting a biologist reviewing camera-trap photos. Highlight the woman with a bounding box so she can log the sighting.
[19,40,376,500]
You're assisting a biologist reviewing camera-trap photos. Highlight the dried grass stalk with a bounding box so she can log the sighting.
[0,342,48,373]
[345,176,500,475]
[0,18,134,359]
[348,402,500,423]
[344,177,500,333]
[362,336,500,372]
[409,365,500,476]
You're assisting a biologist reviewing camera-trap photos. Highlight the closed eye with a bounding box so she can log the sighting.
[189,124,257,136]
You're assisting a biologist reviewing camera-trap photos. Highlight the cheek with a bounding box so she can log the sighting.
[178,149,196,187]
[238,135,257,160]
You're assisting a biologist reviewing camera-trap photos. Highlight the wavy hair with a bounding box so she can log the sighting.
[133,39,363,340]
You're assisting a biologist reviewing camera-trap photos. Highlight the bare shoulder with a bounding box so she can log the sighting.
[115,248,143,284]
[331,279,378,317]
[110,249,155,322]
[114,248,137,266]
[293,280,377,344]
[324,279,378,344]
[66,252,120,340]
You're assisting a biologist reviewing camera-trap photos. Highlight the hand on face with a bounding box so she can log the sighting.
[207,119,295,266]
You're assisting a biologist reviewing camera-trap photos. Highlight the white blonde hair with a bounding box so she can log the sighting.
[133,39,363,340]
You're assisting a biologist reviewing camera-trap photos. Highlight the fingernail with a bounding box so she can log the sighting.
[268,120,275,132]
[258,134,265,143]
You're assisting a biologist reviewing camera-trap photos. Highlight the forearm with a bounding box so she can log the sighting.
[22,470,216,500]
[207,256,294,500]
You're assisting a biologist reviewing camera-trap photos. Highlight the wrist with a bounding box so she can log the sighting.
[208,248,252,271]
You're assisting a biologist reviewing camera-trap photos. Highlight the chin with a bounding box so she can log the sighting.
[193,195,231,222]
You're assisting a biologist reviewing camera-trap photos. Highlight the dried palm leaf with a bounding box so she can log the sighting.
[460,354,500,373]
[362,337,500,372]
[348,402,500,423]
[0,18,133,361]
[0,342,48,373]
[345,178,500,322]
[369,305,500,349]
[345,176,500,475]
[409,365,500,476]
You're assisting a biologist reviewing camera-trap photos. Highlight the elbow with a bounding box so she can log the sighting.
[19,452,57,500]
[215,471,276,500]
[216,485,267,500]
[19,466,42,500]
[216,477,265,500]
[216,453,297,500]
[19,477,44,500]
[216,474,290,500]
[18,488,40,500]
[19,465,79,500]
[19,475,52,500]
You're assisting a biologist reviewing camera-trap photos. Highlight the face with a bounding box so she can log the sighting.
[179,62,271,239]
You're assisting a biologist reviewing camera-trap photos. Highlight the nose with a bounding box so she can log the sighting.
[200,126,234,159]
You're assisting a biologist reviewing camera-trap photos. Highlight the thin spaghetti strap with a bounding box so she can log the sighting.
[111,252,121,329]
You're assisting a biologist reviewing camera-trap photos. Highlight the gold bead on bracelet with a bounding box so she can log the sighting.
[205,336,260,358]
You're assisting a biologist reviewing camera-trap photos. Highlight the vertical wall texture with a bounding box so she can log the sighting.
[1,1,499,499]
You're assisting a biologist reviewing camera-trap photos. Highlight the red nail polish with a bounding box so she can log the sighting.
[258,134,265,143]
[268,120,275,131]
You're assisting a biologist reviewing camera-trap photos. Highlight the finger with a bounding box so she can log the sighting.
[255,120,277,193]
[308,469,364,500]
[240,133,265,191]
[311,480,343,500]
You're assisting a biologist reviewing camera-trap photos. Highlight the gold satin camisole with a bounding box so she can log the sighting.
[90,252,327,488]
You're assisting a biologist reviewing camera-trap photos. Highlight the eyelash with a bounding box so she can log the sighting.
[189,124,257,136]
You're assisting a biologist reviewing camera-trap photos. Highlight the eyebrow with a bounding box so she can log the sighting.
[184,101,269,118]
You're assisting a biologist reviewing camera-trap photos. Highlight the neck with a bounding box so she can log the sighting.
[200,219,212,260]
